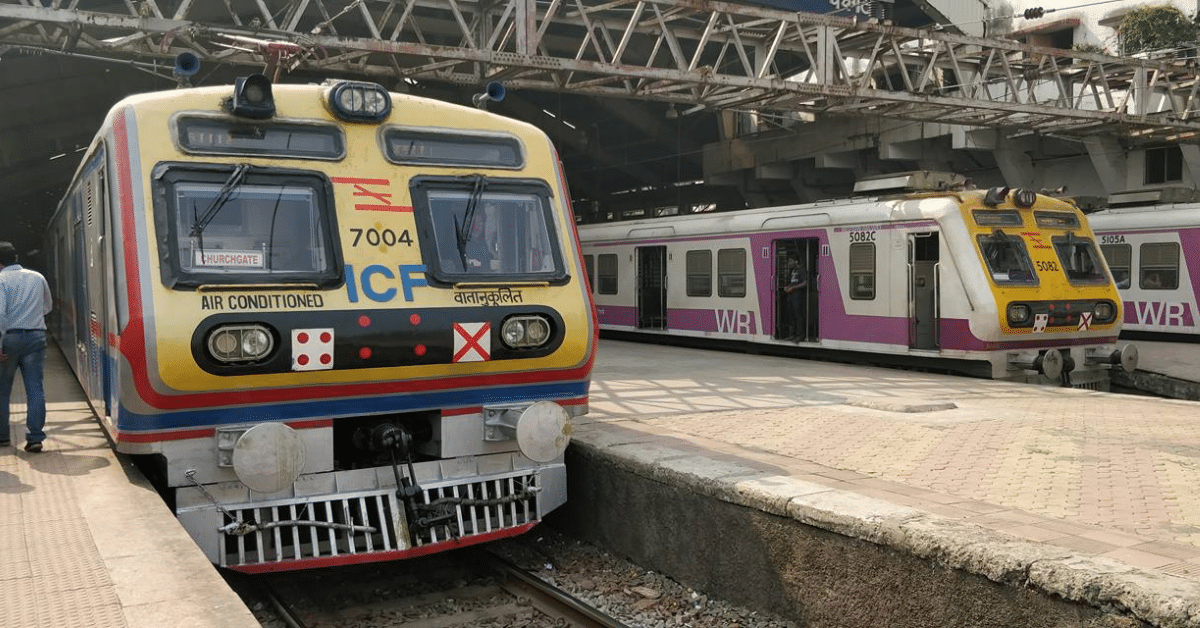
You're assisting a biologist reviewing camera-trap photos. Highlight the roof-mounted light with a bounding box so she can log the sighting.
[230,74,275,119]
[1013,188,1038,208]
[328,81,391,123]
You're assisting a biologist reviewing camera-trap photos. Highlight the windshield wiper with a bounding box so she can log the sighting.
[190,163,250,240]
[454,175,487,267]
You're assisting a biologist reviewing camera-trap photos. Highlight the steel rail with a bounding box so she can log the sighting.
[486,551,633,628]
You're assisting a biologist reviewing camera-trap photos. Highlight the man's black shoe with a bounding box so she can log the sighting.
[24,442,42,453]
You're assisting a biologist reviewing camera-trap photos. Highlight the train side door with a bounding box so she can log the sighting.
[773,238,819,341]
[909,232,940,350]
[636,246,667,330]
[81,166,109,413]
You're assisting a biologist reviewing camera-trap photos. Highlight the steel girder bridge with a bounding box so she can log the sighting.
[2,0,1200,141]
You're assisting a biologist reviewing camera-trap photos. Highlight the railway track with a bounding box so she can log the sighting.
[238,547,631,628]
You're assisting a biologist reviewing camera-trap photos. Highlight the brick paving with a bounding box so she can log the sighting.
[588,339,1200,579]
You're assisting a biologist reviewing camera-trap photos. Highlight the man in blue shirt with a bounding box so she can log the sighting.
[0,242,53,453]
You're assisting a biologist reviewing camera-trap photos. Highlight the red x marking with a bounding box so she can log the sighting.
[453,322,491,362]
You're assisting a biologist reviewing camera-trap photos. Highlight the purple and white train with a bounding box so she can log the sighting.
[579,176,1137,389]
[1089,198,1200,342]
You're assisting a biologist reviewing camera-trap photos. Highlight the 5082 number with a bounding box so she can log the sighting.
[350,228,412,247]
[1035,260,1059,272]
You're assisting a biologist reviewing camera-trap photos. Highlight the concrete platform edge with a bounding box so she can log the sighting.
[567,425,1200,628]
[75,444,262,628]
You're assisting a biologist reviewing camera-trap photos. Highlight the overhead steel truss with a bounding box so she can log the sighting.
[4,0,1200,141]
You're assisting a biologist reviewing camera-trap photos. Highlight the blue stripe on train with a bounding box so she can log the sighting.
[114,380,590,432]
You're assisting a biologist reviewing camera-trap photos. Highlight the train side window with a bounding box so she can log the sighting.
[1099,243,1131,289]
[1051,234,1107,284]
[1139,242,1180,290]
[584,255,595,293]
[597,254,618,294]
[978,231,1037,285]
[849,242,875,299]
[686,250,712,297]
[717,248,746,298]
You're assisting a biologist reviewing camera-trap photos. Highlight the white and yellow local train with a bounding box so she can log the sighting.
[45,72,595,572]
[579,175,1135,388]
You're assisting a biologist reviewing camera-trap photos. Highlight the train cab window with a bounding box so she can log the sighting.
[978,231,1037,285]
[717,249,746,298]
[584,255,596,293]
[410,176,566,284]
[153,164,342,289]
[686,250,712,297]
[849,243,875,299]
[1099,243,1132,289]
[1139,242,1180,290]
[1052,234,1107,284]
[597,254,618,294]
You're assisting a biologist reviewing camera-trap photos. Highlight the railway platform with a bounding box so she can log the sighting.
[1,343,259,628]
[559,339,1200,627]
[1114,339,1200,401]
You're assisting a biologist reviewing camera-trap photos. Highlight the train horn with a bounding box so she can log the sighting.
[173,51,200,87]
[472,82,506,110]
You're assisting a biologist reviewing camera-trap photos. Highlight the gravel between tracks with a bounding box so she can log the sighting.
[241,526,800,628]
[492,526,801,628]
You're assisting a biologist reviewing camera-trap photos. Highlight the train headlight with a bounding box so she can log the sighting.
[328,81,392,122]
[1095,301,1114,322]
[526,318,550,344]
[501,315,553,349]
[208,324,275,362]
[242,328,271,356]
[502,321,525,345]
[1008,303,1031,325]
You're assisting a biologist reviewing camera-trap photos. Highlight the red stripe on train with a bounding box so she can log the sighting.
[228,522,539,574]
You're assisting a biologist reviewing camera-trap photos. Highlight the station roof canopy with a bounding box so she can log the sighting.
[3,0,1200,253]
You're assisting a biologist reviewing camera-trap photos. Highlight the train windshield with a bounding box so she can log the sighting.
[411,176,566,284]
[155,164,341,289]
[978,231,1037,285]
[1052,233,1107,284]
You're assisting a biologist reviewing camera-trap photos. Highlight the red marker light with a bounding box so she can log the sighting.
[320,332,332,343]
[359,315,371,327]
[414,344,427,356]
[410,314,421,326]
[297,332,309,344]
[297,354,310,366]
[359,347,372,360]
[320,353,332,365]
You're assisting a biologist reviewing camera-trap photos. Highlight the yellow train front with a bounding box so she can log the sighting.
[958,187,1136,387]
[45,76,595,572]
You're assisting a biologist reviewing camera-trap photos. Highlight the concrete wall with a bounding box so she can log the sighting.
[553,445,1151,628]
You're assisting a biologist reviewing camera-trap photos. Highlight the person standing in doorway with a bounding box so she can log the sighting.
[783,255,808,341]
[0,242,53,453]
